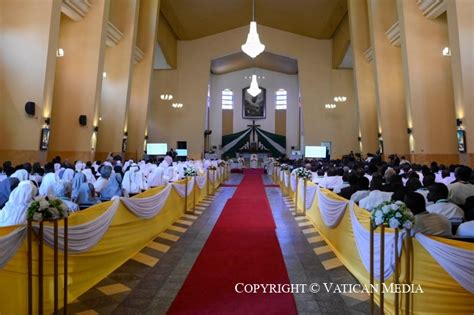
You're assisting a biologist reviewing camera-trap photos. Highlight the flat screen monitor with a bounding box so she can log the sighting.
[305,146,327,159]
[146,143,167,155]
[176,149,188,156]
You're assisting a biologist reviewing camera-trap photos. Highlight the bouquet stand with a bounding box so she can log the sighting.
[28,217,68,315]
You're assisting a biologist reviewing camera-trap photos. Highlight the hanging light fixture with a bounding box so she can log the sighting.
[247,74,261,97]
[241,0,265,58]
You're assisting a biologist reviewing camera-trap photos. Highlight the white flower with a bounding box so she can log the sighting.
[39,200,49,210]
[374,210,383,219]
[382,205,391,214]
[389,217,400,229]
[403,221,413,229]
[391,204,399,211]
[395,200,404,205]
[375,217,384,226]
[49,207,60,219]
[34,196,42,202]
[395,212,402,218]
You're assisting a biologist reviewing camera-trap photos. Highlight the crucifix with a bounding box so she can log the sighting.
[247,120,260,143]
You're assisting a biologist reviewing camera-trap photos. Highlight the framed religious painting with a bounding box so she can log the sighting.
[457,129,466,153]
[39,128,50,151]
[242,87,266,119]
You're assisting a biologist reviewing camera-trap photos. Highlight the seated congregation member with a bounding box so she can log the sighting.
[10,169,29,182]
[39,163,58,196]
[122,164,146,197]
[415,173,435,205]
[30,162,44,185]
[448,166,474,206]
[53,181,79,212]
[0,177,20,208]
[147,164,165,188]
[312,169,325,185]
[350,176,370,204]
[333,173,350,194]
[404,192,452,236]
[456,220,474,237]
[0,181,37,227]
[82,162,96,184]
[71,171,87,202]
[93,165,112,194]
[386,175,407,202]
[76,182,100,209]
[427,183,464,221]
[339,173,359,200]
[100,171,123,201]
[320,167,343,190]
[359,175,393,211]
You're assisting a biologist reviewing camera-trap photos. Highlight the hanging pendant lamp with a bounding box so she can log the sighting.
[241,0,265,58]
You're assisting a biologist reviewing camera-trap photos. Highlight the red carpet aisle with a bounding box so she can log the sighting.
[168,169,297,314]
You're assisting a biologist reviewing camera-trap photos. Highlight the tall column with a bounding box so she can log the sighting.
[48,0,110,162]
[368,0,410,157]
[96,0,139,161]
[446,0,474,166]
[0,0,61,164]
[348,0,379,154]
[397,0,458,165]
[125,0,160,161]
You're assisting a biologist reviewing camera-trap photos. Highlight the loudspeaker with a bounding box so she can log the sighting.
[25,102,35,116]
[204,130,212,135]
[79,115,87,126]
[177,141,187,149]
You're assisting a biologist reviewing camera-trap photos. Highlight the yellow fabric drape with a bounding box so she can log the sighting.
[0,173,225,315]
[285,179,473,315]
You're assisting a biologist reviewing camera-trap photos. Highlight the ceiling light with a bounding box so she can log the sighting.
[334,96,347,102]
[442,47,451,56]
[241,0,265,58]
[325,104,336,109]
[247,74,261,97]
[56,48,64,58]
[172,102,183,109]
[102,72,107,78]
[161,94,173,100]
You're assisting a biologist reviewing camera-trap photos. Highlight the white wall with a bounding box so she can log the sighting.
[209,68,299,155]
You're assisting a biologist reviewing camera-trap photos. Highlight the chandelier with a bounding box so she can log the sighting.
[241,0,265,58]
[172,102,183,109]
[325,103,336,109]
[247,74,261,97]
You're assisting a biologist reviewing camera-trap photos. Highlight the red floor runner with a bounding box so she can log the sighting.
[167,169,297,314]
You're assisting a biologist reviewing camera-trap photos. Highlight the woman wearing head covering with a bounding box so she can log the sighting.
[60,168,75,183]
[93,165,112,194]
[53,181,79,212]
[39,171,59,197]
[122,164,146,197]
[100,172,123,201]
[71,172,87,202]
[76,183,100,209]
[147,164,165,187]
[10,169,29,182]
[0,181,37,226]
[0,177,20,209]
[82,167,96,184]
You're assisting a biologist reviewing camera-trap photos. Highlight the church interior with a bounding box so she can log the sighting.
[0,0,473,314]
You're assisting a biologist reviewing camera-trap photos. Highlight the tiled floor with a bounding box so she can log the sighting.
[66,174,374,314]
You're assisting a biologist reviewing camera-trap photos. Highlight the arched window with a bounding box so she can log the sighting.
[222,89,233,110]
[275,89,287,110]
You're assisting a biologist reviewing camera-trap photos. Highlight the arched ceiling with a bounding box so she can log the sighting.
[211,51,298,75]
[160,0,347,40]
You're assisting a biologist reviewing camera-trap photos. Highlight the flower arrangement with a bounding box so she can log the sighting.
[27,196,69,222]
[280,163,289,170]
[208,165,217,171]
[295,167,312,180]
[371,201,415,229]
[184,166,198,177]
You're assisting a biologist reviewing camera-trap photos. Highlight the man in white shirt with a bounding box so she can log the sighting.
[448,166,474,206]
[405,192,452,236]
[427,183,464,220]
[456,221,474,237]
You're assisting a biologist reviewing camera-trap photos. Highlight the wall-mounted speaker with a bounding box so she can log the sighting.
[204,130,212,136]
[79,115,87,126]
[25,101,36,116]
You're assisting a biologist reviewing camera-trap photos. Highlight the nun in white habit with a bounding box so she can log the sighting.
[0,181,37,227]
[122,164,147,196]
[147,165,165,187]
[10,169,30,182]
[39,172,59,197]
